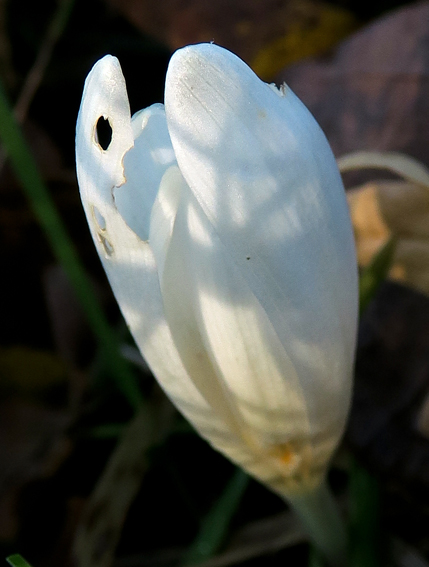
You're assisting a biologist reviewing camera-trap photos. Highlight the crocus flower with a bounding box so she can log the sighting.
[76,44,357,503]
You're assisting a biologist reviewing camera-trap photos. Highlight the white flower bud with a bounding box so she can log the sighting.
[76,43,358,498]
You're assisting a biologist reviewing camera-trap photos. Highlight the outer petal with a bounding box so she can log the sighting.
[75,56,230,440]
[159,180,336,494]
[165,44,358,442]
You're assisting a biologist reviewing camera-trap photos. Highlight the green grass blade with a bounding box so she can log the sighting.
[182,469,249,566]
[6,555,33,567]
[14,0,76,122]
[308,545,326,567]
[0,79,142,409]
[88,422,127,438]
[348,459,380,567]
[359,237,396,314]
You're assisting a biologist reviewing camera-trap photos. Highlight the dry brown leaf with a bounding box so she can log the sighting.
[348,179,429,296]
[348,280,429,481]
[111,510,304,567]
[105,0,356,66]
[0,398,72,541]
[278,2,429,165]
[347,168,429,443]
[73,397,175,567]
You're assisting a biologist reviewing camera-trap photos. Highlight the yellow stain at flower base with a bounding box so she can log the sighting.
[277,445,298,466]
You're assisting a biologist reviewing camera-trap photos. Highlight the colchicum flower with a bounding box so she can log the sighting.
[76,43,358,560]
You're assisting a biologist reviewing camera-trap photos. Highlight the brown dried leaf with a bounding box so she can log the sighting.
[278,2,429,165]
[0,398,72,540]
[349,281,429,485]
[197,511,304,567]
[73,398,175,567]
[105,0,356,65]
[111,511,304,567]
[348,180,429,296]
[43,265,95,370]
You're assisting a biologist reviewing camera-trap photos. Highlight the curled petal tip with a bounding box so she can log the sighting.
[76,54,134,202]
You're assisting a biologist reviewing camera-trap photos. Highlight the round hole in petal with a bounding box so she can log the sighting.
[95,116,113,151]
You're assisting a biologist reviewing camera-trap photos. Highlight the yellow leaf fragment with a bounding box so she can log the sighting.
[251,4,357,81]
[0,346,66,395]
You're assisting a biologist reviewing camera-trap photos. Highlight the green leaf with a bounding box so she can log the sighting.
[308,545,326,567]
[88,422,127,438]
[348,459,380,567]
[6,555,33,567]
[182,469,249,565]
[359,237,396,314]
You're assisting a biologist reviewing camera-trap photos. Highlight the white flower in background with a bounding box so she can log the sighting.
[76,43,358,500]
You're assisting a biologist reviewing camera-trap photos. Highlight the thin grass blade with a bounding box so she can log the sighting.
[182,469,249,565]
[0,79,142,409]
[359,237,396,315]
[6,555,33,567]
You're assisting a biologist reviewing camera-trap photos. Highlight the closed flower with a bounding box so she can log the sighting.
[76,43,358,500]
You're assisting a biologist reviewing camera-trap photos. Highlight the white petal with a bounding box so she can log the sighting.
[159,179,338,491]
[165,44,357,436]
[149,165,185,287]
[161,181,307,437]
[76,55,228,439]
[76,55,134,211]
[113,104,177,241]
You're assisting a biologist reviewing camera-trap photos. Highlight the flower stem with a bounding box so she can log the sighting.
[287,481,347,567]
[348,459,380,567]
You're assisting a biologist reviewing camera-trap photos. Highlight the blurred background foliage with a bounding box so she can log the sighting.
[1,1,429,566]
